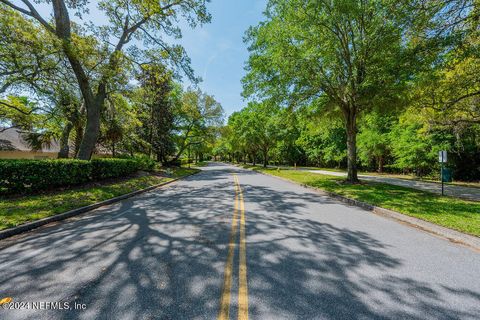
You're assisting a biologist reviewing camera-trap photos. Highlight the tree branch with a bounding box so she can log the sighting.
[0,0,56,33]
[0,100,38,115]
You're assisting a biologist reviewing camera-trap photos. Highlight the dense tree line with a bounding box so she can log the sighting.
[0,1,224,164]
[215,0,480,181]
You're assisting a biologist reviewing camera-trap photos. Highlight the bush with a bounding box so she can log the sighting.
[116,155,156,171]
[91,158,140,179]
[0,158,144,195]
[131,156,156,171]
[0,159,91,194]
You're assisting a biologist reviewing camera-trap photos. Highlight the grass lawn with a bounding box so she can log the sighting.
[0,167,199,231]
[243,163,480,189]
[252,167,480,237]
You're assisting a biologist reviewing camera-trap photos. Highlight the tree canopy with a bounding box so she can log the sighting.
[214,0,480,182]
[242,0,415,181]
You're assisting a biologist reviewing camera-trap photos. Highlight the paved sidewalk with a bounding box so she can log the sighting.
[308,170,480,201]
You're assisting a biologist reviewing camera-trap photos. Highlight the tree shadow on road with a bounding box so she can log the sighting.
[0,166,479,319]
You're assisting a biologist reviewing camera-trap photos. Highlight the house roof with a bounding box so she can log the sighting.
[0,128,60,153]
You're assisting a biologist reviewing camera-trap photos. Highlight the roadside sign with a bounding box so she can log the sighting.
[438,151,447,163]
[439,150,448,196]
[442,167,452,182]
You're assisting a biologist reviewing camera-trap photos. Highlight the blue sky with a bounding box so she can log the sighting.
[178,0,267,115]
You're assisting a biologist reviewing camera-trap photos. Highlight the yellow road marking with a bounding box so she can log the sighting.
[218,177,239,320]
[218,174,249,320]
[236,175,249,320]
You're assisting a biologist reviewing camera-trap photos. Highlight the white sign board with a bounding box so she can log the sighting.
[438,151,447,163]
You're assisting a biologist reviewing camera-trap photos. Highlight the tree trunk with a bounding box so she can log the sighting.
[58,121,73,158]
[73,123,83,157]
[76,101,101,160]
[52,0,100,160]
[149,124,154,159]
[378,156,384,173]
[263,150,268,168]
[344,107,359,183]
[346,130,358,182]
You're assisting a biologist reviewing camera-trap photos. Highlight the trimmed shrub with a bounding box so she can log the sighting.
[0,159,92,194]
[116,155,156,171]
[134,156,156,171]
[0,158,145,195]
[91,158,140,179]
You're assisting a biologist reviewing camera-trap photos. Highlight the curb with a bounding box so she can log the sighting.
[0,170,200,241]
[237,164,480,250]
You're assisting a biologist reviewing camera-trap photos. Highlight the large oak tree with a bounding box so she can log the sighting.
[0,0,211,159]
[243,0,414,182]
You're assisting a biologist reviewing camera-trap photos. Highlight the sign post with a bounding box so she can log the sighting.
[439,151,447,196]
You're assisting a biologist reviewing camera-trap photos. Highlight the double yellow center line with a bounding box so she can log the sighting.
[218,174,248,320]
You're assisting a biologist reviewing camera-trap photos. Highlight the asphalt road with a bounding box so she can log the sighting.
[0,163,479,320]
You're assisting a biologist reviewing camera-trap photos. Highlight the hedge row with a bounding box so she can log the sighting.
[0,157,155,195]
